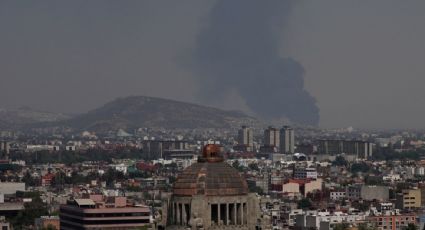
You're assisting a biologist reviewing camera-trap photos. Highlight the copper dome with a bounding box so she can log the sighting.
[173,161,249,196]
[173,144,248,196]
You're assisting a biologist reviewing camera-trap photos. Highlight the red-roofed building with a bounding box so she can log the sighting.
[136,162,158,172]
[42,173,55,187]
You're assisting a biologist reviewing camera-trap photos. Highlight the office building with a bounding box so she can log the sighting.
[280,126,295,154]
[264,127,280,148]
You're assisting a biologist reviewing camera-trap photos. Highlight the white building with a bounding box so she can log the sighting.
[294,168,318,179]
[383,173,401,182]
[330,191,347,200]
[296,211,366,230]
[110,164,128,174]
[415,167,425,176]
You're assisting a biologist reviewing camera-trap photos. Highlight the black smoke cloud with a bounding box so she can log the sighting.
[192,0,320,125]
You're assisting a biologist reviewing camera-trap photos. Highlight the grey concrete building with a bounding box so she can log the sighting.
[0,182,25,195]
[361,185,390,201]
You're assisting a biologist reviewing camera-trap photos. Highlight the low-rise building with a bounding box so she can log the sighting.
[367,213,416,230]
[282,179,322,196]
[0,182,25,195]
[35,216,60,230]
[361,185,389,201]
[295,211,366,230]
[294,167,318,179]
[59,196,151,229]
[330,190,346,200]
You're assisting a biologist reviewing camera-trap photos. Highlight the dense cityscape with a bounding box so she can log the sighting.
[2,1,425,230]
[1,124,425,229]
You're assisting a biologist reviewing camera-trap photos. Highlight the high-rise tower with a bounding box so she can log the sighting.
[280,126,295,154]
[238,126,253,149]
[264,126,280,148]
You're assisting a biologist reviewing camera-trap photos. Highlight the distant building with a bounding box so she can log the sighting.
[367,213,416,230]
[376,203,394,213]
[280,126,295,154]
[346,184,362,200]
[330,190,346,200]
[0,217,10,230]
[142,140,188,159]
[282,179,322,196]
[35,216,60,230]
[360,185,389,201]
[0,182,25,195]
[317,140,374,159]
[60,196,150,229]
[0,141,10,159]
[237,126,254,151]
[41,173,55,187]
[396,189,421,210]
[294,168,318,179]
[264,127,280,149]
[295,211,366,230]
[295,143,314,155]
[163,149,196,160]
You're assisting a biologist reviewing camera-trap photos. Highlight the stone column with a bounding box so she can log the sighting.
[244,202,248,225]
[177,203,181,225]
[172,203,174,224]
[226,203,229,225]
[234,203,237,225]
[239,203,243,225]
[218,203,221,225]
[182,203,186,225]
[173,202,177,225]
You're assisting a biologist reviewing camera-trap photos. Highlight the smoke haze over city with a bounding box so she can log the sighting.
[0,0,425,129]
[192,0,319,125]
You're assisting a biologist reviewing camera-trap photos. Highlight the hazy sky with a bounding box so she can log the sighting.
[0,1,424,129]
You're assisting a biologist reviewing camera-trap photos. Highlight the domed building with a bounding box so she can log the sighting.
[164,144,260,229]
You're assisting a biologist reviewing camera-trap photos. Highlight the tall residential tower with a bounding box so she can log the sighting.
[264,126,280,148]
[280,126,295,154]
[238,126,254,151]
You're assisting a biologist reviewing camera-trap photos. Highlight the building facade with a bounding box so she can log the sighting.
[264,127,280,149]
[59,196,150,230]
[237,126,254,151]
[396,189,421,210]
[280,126,295,154]
[317,140,373,158]
[367,214,416,230]
[164,144,261,230]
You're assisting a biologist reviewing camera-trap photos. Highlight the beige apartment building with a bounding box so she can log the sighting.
[396,188,421,210]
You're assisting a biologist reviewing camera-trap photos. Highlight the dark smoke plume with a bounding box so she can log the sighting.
[193,0,320,125]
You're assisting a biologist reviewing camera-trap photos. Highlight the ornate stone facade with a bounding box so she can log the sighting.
[163,145,260,230]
